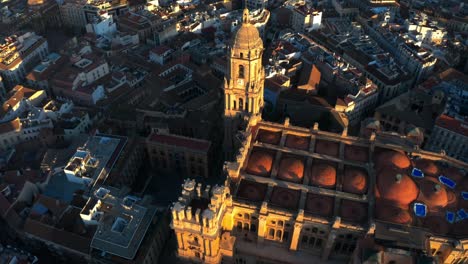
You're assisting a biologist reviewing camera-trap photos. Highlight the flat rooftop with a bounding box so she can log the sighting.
[89,190,156,260]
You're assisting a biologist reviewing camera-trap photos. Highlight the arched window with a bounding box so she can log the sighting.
[239,98,244,111]
[238,65,245,78]
[233,100,237,110]
[240,53,243,58]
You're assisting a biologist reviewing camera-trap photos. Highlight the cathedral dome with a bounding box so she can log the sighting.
[305,193,334,217]
[375,202,412,225]
[417,178,448,208]
[344,145,369,163]
[315,140,339,157]
[413,159,439,176]
[285,134,309,150]
[232,9,263,51]
[277,157,305,183]
[340,200,367,222]
[375,167,418,207]
[309,162,337,188]
[375,150,411,169]
[343,167,368,194]
[245,150,274,177]
[257,129,281,145]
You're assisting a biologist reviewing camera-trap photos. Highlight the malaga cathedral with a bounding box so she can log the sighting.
[170,8,468,264]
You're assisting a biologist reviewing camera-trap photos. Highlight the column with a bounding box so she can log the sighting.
[321,230,337,261]
[176,232,184,249]
[257,215,267,243]
[289,222,303,251]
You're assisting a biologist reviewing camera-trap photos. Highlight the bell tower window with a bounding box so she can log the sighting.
[239,65,245,79]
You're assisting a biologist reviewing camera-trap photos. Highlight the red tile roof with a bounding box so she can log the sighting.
[0,118,21,134]
[148,133,211,152]
[151,45,172,56]
[436,114,468,137]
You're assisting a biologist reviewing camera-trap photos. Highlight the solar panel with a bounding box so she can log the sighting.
[457,209,467,220]
[461,191,468,200]
[411,168,424,178]
[446,211,455,223]
[413,203,427,217]
[439,175,456,189]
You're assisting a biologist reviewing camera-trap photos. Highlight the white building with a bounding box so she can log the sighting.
[425,114,468,162]
[0,32,49,88]
[85,12,117,36]
[291,3,322,32]
[336,82,379,126]
[149,46,173,65]
[0,118,53,150]
[0,85,47,123]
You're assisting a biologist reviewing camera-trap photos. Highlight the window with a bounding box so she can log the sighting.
[238,65,245,78]
[235,212,257,234]
[300,226,327,250]
[240,53,243,58]
[239,98,244,111]
[266,219,290,242]
[333,233,358,255]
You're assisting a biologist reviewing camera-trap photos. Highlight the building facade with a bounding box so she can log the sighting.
[0,32,48,89]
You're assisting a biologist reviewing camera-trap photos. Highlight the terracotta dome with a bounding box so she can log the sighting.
[270,187,300,210]
[375,150,411,169]
[343,167,368,194]
[414,159,439,176]
[245,150,274,177]
[277,157,305,183]
[285,135,309,150]
[315,140,339,157]
[232,9,263,51]
[442,167,464,182]
[340,200,367,222]
[446,190,458,208]
[304,193,334,217]
[256,130,281,145]
[375,202,412,224]
[237,180,267,202]
[423,216,450,235]
[418,178,448,208]
[376,167,419,207]
[344,145,369,163]
[28,0,44,5]
[309,163,337,188]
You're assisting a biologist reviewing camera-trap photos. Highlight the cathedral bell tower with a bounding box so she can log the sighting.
[223,8,265,159]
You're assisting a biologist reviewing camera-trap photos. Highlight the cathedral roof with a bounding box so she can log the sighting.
[309,162,337,188]
[413,159,439,176]
[277,156,305,183]
[375,167,419,207]
[245,150,274,177]
[232,9,263,51]
[343,167,368,195]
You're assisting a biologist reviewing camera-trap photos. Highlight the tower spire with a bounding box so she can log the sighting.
[243,7,249,23]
